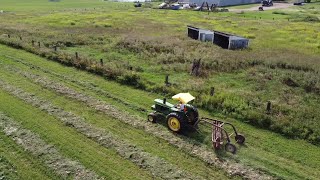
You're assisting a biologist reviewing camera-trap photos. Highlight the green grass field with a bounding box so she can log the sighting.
[0,0,320,179]
[1,45,320,179]
[0,131,58,180]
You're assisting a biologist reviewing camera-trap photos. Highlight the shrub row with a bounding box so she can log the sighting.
[0,37,141,85]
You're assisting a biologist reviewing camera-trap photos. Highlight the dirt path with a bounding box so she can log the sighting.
[0,64,274,180]
[230,3,294,12]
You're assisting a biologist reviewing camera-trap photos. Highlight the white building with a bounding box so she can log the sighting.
[180,0,261,6]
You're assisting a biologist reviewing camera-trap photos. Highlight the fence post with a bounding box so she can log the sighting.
[165,75,169,85]
[75,52,79,59]
[100,59,104,66]
[196,59,201,76]
[266,101,272,114]
[210,87,215,96]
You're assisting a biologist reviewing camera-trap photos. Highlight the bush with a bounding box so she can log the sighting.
[302,15,320,22]
[272,11,289,15]
[290,14,320,22]
[117,72,145,89]
[283,77,299,87]
[104,24,112,28]
[304,80,320,94]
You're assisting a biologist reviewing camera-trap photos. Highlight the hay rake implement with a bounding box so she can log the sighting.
[196,118,245,154]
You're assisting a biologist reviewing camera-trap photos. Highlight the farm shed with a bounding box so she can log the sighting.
[179,0,260,6]
[187,25,249,50]
[187,26,199,40]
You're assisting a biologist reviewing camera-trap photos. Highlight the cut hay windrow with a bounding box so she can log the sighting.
[0,79,200,180]
[0,112,101,180]
[0,64,273,180]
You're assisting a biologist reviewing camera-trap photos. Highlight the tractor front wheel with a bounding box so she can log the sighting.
[166,113,185,133]
[147,112,157,123]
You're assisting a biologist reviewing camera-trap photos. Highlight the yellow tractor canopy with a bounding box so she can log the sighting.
[172,93,195,104]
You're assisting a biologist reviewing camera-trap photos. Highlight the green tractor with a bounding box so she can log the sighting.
[148,98,199,132]
[147,93,245,153]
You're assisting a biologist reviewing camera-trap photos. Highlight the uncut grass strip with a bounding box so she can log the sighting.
[0,112,101,180]
[0,154,18,179]
[0,132,60,180]
[0,80,201,180]
[0,65,273,179]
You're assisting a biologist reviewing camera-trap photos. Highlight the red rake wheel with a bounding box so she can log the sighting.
[235,134,245,145]
[225,143,237,154]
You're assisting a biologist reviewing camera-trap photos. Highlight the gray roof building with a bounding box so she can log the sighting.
[187,25,249,50]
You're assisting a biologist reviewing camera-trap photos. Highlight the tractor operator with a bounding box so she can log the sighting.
[176,101,185,111]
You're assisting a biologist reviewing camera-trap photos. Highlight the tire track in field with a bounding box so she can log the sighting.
[0,80,200,180]
[0,112,101,180]
[0,61,273,179]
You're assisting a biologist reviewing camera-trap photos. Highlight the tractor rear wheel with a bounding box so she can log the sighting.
[166,113,185,133]
[186,106,199,125]
[147,112,157,123]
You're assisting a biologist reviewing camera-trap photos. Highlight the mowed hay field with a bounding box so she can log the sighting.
[0,0,320,179]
